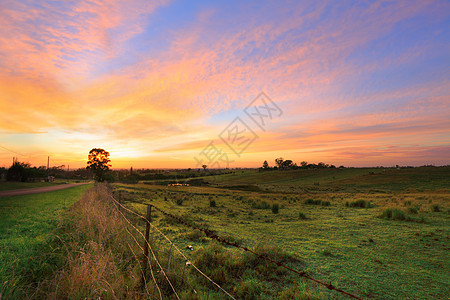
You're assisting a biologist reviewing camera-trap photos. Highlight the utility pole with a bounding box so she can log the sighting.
[47,156,49,180]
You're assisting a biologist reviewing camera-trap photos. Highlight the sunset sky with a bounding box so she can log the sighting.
[0,0,449,169]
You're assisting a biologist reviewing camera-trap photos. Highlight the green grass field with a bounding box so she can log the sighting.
[0,184,92,298]
[113,167,450,299]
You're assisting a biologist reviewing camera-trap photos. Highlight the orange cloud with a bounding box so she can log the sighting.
[0,0,448,168]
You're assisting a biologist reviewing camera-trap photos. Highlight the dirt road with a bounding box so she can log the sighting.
[0,183,90,197]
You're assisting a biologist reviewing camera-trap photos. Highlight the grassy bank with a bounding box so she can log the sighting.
[0,184,91,298]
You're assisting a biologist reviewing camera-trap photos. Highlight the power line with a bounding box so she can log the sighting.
[0,145,26,156]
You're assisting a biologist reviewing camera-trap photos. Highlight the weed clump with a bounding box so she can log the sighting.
[408,207,419,214]
[235,278,262,299]
[186,229,206,242]
[345,200,372,208]
[304,199,330,206]
[431,204,440,212]
[210,199,216,207]
[305,199,321,205]
[298,212,307,220]
[272,203,280,214]
[251,201,271,209]
[380,208,406,220]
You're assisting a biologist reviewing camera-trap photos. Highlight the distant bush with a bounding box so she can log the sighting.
[272,203,279,214]
[252,201,271,209]
[298,212,307,220]
[345,200,372,208]
[431,204,440,212]
[408,207,419,214]
[321,201,331,207]
[305,199,321,205]
[380,208,406,220]
[209,199,216,207]
[176,197,183,206]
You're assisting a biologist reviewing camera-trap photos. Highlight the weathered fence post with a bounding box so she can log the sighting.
[142,204,152,285]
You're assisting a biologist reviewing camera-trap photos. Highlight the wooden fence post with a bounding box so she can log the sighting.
[142,204,152,286]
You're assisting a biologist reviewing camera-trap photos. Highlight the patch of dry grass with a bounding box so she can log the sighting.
[41,184,142,299]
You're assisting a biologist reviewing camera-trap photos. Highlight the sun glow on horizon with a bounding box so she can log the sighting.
[0,0,449,169]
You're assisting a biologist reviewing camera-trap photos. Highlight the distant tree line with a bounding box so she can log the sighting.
[0,160,93,182]
[114,168,234,184]
[260,157,339,171]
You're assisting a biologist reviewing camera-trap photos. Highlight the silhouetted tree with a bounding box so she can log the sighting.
[275,157,284,169]
[282,160,293,168]
[202,164,207,171]
[86,148,111,182]
[262,160,269,169]
[6,161,31,182]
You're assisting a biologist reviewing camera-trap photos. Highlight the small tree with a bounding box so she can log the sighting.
[202,164,207,171]
[282,160,293,168]
[262,160,269,169]
[6,161,31,182]
[275,157,284,169]
[86,148,111,182]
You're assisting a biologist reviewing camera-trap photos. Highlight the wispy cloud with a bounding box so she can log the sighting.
[0,0,448,168]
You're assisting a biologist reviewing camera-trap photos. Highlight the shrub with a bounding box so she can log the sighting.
[252,201,271,209]
[298,212,307,220]
[272,203,279,214]
[431,204,440,212]
[408,207,419,214]
[321,201,330,207]
[305,199,321,205]
[210,199,216,207]
[380,208,406,220]
[347,200,372,208]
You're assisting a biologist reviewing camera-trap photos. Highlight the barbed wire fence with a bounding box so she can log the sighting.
[109,194,236,299]
[109,191,363,300]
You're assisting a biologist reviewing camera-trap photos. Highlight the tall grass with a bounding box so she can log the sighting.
[41,184,142,299]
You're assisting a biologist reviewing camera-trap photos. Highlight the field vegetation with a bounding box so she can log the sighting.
[1,166,448,299]
[112,166,449,299]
